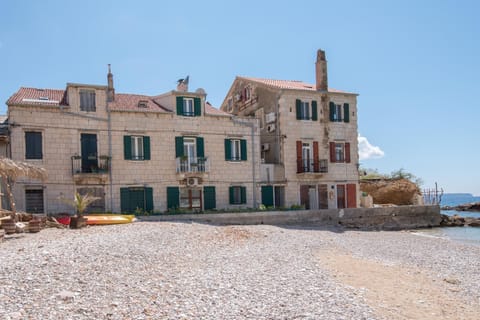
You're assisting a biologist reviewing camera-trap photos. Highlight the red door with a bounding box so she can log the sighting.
[337,185,345,209]
[347,184,357,208]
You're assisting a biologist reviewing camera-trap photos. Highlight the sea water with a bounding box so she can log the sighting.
[415,193,480,246]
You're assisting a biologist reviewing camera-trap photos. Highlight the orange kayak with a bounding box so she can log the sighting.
[85,214,136,225]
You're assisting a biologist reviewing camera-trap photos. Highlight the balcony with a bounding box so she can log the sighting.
[71,155,110,184]
[176,157,210,174]
[297,159,328,174]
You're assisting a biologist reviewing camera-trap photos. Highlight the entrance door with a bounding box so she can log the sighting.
[81,134,98,173]
[318,184,328,209]
[274,186,285,208]
[77,187,105,213]
[308,187,318,210]
[300,185,310,209]
[180,188,202,211]
[337,185,346,209]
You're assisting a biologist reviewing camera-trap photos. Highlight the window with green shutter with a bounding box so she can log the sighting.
[203,186,216,210]
[120,187,154,213]
[176,96,201,117]
[25,131,42,159]
[124,135,150,160]
[225,139,247,161]
[167,187,180,209]
[229,186,246,205]
[196,137,204,158]
[175,137,184,158]
[194,97,201,116]
[343,103,350,123]
[311,100,318,121]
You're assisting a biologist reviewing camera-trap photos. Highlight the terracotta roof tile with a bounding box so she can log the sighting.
[7,87,67,106]
[109,93,171,113]
[205,102,229,116]
[238,76,355,94]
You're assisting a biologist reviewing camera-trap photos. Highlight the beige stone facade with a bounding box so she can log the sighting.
[220,50,360,209]
[7,80,259,214]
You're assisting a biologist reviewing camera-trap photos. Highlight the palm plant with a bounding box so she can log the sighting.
[61,192,100,217]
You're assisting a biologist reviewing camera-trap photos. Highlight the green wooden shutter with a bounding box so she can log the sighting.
[224,139,231,161]
[175,136,184,158]
[241,187,247,204]
[329,102,335,121]
[176,96,184,115]
[229,186,234,204]
[203,186,216,210]
[295,99,301,120]
[123,136,132,160]
[143,136,151,160]
[167,187,180,209]
[261,186,274,207]
[240,139,247,161]
[194,97,201,116]
[311,100,318,121]
[145,187,153,212]
[196,137,204,158]
[343,103,350,123]
[120,188,130,213]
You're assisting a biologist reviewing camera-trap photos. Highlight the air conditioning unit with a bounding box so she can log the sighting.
[265,112,276,124]
[267,124,276,133]
[187,177,199,187]
[261,143,270,151]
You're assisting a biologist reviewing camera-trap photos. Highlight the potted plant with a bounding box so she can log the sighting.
[60,192,100,229]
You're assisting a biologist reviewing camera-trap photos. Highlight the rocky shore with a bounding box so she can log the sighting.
[1,222,479,319]
[441,202,480,212]
[440,214,480,227]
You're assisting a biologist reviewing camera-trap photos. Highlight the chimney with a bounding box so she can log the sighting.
[315,49,328,91]
[176,75,189,92]
[107,64,115,102]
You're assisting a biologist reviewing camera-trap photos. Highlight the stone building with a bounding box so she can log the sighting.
[220,49,359,209]
[6,69,259,214]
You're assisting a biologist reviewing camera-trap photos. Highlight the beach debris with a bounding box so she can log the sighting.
[443,278,461,285]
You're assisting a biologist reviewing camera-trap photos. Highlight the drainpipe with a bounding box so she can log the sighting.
[232,117,257,208]
[107,95,113,212]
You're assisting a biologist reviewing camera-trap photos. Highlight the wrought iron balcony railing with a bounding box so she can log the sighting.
[71,155,110,175]
[176,157,210,173]
[296,159,328,174]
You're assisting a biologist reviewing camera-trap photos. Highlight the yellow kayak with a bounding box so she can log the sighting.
[85,214,136,225]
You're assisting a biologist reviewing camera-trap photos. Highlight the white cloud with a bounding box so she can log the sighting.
[358,134,385,160]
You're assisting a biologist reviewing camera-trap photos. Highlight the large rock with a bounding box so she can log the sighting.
[360,178,421,205]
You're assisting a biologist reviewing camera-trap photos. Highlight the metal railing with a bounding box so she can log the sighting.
[176,157,210,173]
[297,159,328,173]
[71,155,110,175]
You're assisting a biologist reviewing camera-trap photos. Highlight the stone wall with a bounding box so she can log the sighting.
[142,205,442,230]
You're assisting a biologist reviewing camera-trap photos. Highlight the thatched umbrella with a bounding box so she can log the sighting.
[0,157,47,219]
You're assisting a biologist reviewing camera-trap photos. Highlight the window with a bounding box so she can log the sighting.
[329,102,350,123]
[183,98,194,116]
[120,187,153,213]
[131,136,144,160]
[124,135,150,160]
[295,99,318,121]
[225,139,247,161]
[229,186,246,205]
[80,90,96,112]
[227,98,233,112]
[25,189,44,213]
[175,136,206,172]
[231,140,241,161]
[244,86,251,101]
[180,188,202,210]
[335,143,345,162]
[176,96,201,116]
[296,140,325,173]
[329,142,351,163]
[25,131,42,159]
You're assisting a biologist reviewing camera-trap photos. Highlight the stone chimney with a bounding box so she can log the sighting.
[176,75,189,92]
[315,49,328,91]
[107,64,115,102]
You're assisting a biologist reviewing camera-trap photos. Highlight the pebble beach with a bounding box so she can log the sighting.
[1,222,479,320]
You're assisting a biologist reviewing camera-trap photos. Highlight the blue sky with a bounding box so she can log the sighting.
[1,0,479,195]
